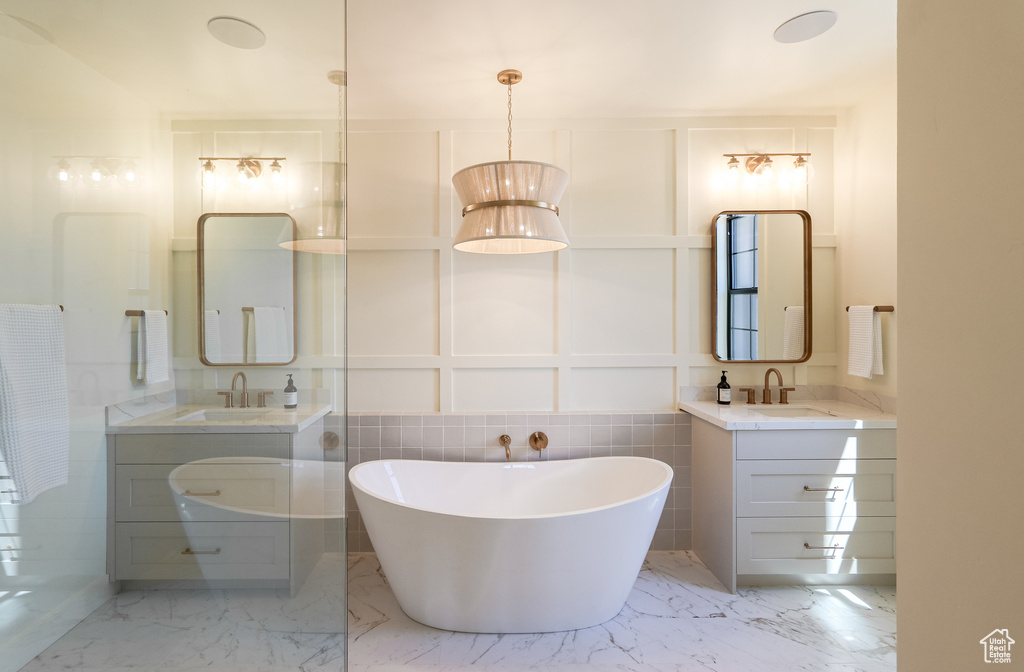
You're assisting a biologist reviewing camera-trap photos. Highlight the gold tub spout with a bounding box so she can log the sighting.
[499,434,512,461]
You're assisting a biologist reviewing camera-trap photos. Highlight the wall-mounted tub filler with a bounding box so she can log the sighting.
[499,434,512,461]
[529,431,548,455]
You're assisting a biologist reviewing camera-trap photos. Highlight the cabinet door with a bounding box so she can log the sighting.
[735,429,896,460]
[116,463,290,522]
[736,459,896,517]
[736,516,896,576]
[114,521,290,580]
[115,433,289,464]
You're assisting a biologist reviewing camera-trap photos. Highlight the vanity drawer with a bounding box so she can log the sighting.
[736,459,896,518]
[735,429,896,461]
[115,463,290,522]
[114,521,289,580]
[115,433,289,464]
[736,516,896,576]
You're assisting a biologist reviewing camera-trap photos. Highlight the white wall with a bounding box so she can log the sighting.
[348,117,840,412]
[898,1,1024,669]
[0,15,174,670]
[835,79,898,398]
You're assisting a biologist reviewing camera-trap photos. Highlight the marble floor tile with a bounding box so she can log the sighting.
[20,551,896,672]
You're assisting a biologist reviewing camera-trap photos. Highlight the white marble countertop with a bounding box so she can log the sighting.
[106,402,332,434]
[678,399,896,430]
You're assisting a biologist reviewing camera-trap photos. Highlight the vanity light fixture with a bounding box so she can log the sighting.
[49,155,144,188]
[197,156,286,190]
[722,153,814,186]
[452,70,569,254]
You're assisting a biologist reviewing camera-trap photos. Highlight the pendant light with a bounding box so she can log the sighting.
[279,70,347,254]
[452,70,569,254]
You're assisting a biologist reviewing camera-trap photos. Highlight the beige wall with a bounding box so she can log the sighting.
[347,117,842,412]
[898,1,1024,669]
[836,80,898,398]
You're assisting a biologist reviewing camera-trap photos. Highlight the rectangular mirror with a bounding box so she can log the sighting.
[198,213,297,366]
[712,210,811,363]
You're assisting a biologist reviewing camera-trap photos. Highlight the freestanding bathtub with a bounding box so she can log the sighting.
[348,456,672,633]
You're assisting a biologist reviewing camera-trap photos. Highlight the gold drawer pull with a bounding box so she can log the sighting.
[803,486,844,493]
[184,489,221,497]
[181,547,221,555]
[804,542,845,551]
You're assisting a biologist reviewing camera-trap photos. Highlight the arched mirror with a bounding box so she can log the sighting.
[198,213,297,366]
[711,210,811,363]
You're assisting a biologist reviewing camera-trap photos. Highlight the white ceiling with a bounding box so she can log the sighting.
[0,0,896,120]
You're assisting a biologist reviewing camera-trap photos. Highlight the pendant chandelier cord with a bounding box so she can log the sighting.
[506,79,514,161]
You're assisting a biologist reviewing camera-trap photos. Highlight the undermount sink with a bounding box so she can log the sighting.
[175,408,276,422]
[753,405,835,418]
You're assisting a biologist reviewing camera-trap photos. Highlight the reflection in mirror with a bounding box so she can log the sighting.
[198,213,297,366]
[712,210,811,362]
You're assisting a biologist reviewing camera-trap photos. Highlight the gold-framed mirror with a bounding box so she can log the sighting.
[198,213,297,366]
[711,210,811,363]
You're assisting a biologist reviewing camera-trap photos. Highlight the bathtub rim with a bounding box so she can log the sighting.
[348,455,673,521]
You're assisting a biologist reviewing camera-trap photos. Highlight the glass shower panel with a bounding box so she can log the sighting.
[0,3,347,670]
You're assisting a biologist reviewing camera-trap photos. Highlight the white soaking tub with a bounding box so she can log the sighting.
[348,456,672,633]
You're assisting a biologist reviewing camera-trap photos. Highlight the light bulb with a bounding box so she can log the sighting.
[88,160,111,187]
[236,159,262,186]
[48,159,75,186]
[791,156,815,185]
[724,156,741,184]
[269,159,285,187]
[117,161,139,187]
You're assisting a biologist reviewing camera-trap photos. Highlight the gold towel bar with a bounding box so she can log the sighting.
[845,305,894,312]
[125,309,168,316]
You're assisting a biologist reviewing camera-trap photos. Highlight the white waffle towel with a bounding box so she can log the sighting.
[782,306,805,360]
[848,306,884,378]
[204,310,221,363]
[252,307,289,363]
[137,310,169,384]
[0,304,69,504]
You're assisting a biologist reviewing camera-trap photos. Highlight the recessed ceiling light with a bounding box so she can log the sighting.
[774,10,838,44]
[207,16,266,49]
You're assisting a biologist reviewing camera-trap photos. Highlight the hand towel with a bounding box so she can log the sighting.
[848,306,884,379]
[203,310,221,363]
[782,306,805,360]
[253,306,289,363]
[137,309,169,384]
[0,304,69,504]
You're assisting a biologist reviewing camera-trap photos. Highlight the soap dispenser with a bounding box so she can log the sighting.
[283,374,298,409]
[716,370,731,405]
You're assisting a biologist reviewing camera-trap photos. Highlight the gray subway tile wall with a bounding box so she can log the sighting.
[341,411,693,553]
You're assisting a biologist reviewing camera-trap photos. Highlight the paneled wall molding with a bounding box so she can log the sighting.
[345,115,837,413]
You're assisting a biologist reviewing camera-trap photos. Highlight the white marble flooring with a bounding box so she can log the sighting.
[19,551,896,672]
[348,551,896,672]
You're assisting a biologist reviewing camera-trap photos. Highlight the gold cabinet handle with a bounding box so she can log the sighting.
[181,547,221,555]
[803,486,845,493]
[183,489,221,497]
[804,542,845,551]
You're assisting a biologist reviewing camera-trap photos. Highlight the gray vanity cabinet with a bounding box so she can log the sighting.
[692,420,897,593]
[106,427,325,594]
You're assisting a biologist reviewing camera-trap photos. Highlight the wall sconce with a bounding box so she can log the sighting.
[197,157,286,190]
[723,153,814,186]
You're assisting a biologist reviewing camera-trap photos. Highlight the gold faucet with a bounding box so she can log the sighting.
[231,371,249,408]
[499,435,512,461]
[763,368,783,404]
